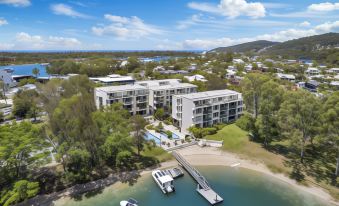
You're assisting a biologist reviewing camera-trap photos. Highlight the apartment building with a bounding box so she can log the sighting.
[95,84,149,116]
[172,90,243,133]
[0,69,15,88]
[136,79,197,111]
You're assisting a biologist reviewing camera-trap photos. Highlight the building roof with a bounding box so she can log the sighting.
[276,73,296,79]
[148,83,197,90]
[330,81,339,86]
[306,67,320,72]
[136,79,181,87]
[95,84,146,93]
[90,75,134,83]
[175,89,241,100]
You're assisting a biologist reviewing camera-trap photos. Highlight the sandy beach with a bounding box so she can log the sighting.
[49,145,339,206]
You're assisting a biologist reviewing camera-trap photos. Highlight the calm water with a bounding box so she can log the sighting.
[56,166,330,206]
[0,64,48,77]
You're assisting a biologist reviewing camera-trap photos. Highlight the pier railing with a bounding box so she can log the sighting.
[172,151,223,205]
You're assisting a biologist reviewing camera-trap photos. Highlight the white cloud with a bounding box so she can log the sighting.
[92,14,164,39]
[181,21,339,49]
[0,43,14,50]
[188,0,266,19]
[299,21,311,27]
[308,2,339,12]
[0,18,8,26]
[14,32,82,49]
[51,3,89,18]
[0,0,30,7]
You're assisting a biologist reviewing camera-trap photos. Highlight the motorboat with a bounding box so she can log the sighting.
[152,170,175,194]
[120,198,138,206]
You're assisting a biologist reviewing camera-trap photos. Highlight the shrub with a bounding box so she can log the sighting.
[236,113,255,132]
[146,124,155,130]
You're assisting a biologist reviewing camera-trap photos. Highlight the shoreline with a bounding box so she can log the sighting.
[33,145,339,206]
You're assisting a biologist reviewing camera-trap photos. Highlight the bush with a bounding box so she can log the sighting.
[155,122,164,133]
[236,113,255,132]
[146,124,155,130]
[165,130,172,139]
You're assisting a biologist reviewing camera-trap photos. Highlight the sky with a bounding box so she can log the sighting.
[0,0,338,50]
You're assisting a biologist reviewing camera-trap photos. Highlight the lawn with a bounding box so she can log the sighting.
[141,146,173,163]
[205,124,290,175]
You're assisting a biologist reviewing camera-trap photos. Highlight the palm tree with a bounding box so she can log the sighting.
[32,67,40,78]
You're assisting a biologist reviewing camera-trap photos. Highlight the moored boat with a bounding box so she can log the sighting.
[120,198,138,206]
[152,170,175,194]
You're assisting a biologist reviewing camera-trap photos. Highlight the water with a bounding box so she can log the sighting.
[55,166,330,206]
[0,64,48,77]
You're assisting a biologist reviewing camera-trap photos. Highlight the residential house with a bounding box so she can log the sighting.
[305,67,320,76]
[184,74,207,82]
[276,73,296,82]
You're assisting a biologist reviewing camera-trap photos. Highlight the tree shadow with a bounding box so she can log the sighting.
[266,144,290,156]
[117,170,141,186]
[285,158,305,182]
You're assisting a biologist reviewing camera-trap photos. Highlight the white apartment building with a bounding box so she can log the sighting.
[0,69,15,88]
[172,90,243,133]
[95,84,149,116]
[136,79,197,111]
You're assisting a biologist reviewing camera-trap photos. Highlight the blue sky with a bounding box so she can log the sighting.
[0,0,338,50]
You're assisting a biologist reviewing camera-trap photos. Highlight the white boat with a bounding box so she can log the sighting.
[152,170,175,194]
[120,198,138,206]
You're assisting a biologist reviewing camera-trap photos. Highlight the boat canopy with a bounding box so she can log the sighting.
[158,175,173,184]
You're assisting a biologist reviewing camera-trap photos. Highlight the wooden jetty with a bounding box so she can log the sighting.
[172,151,223,205]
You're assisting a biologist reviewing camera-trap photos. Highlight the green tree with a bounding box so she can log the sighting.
[32,67,40,78]
[0,122,49,189]
[320,92,339,177]
[0,111,3,122]
[241,73,269,118]
[255,81,284,147]
[130,115,147,156]
[1,180,39,206]
[278,90,321,163]
[0,80,8,105]
[12,89,40,119]
[116,151,133,169]
[154,108,165,120]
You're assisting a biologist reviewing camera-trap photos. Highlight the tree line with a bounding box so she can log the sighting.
[238,73,339,179]
[0,75,157,205]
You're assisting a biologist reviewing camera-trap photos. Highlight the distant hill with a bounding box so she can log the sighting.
[210,40,278,53]
[209,33,339,63]
[262,33,339,58]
